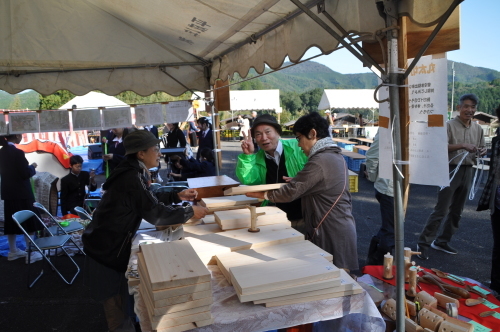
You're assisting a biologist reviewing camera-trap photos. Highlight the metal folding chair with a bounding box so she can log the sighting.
[12,210,81,288]
[73,206,92,221]
[83,198,101,214]
[33,202,85,254]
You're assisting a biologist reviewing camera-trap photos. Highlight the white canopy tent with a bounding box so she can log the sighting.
[229,90,280,111]
[59,92,127,109]
[0,1,462,329]
[318,89,378,110]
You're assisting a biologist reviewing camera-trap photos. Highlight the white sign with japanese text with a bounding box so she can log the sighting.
[165,101,191,123]
[0,114,7,135]
[134,104,164,126]
[9,112,39,134]
[72,108,102,131]
[39,110,70,132]
[408,54,449,186]
[102,107,132,130]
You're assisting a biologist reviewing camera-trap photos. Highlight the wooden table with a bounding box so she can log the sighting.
[355,145,370,151]
[342,151,366,160]
[188,175,240,199]
[333,138,356,145]
[354,138,374,145]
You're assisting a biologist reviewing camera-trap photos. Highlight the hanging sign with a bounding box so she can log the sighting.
[135,104,164,127]
[72,108,102,131]
[39,110,70,132]
[102,106,132,129]
[9,112,39,134]
[0,113,7,135]
[165,101,191,123]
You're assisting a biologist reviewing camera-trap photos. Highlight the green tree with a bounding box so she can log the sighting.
[280,91,303,114]
[39,90,75,110]
[9,95,22,110]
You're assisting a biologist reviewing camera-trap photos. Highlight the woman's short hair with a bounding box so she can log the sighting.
[199,148,214,163]
[293,112,330,139]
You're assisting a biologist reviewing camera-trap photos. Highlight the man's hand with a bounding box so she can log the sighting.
[89,170,96,180]
[178,188,198,201]
[240,130,255,155]
[246,191,266,199]
[103,153,113,161]
[282,176,293,183]
[461,143,477,153]
[192,205,209,219]
[31,162,38,168]
[478,147,487,156]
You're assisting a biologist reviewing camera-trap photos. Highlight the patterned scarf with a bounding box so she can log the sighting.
[308,137,336,158]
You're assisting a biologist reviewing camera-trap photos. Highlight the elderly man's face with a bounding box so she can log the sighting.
[457,99,477,123]
[253,124,279,154]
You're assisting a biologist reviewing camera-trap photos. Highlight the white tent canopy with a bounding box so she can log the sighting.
[318,89,378,110]
[0,0,455,97]
[59,92,128,109]
[229,90,280,111]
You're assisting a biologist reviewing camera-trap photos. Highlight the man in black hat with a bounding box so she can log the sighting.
[236,114,308,232]
[83,130,208,332]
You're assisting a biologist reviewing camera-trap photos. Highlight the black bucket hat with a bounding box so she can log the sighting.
[251,114,282,136]
[124,130,161,155]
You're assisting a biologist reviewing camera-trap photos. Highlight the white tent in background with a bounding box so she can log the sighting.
[317,89,378,110]
[229,90,280,111]
[59,91,127,109]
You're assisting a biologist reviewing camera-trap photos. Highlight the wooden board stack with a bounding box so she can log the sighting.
[186,223,304,265]
[137,240,214,331]
[214,206,289,230]
[215,241,333,284]
[229,256,342,303]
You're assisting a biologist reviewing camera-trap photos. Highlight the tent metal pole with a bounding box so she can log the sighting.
[209,88,220,176]
[385,0,405,330]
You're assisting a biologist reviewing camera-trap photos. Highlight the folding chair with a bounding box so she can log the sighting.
[83,198,101,214]
[33,202,85,254]
[73,206,92,221]
[12,210,81,288]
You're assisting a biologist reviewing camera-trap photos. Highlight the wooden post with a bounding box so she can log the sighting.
[213,79,230,172]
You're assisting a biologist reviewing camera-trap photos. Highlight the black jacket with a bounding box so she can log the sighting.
[60,171,97,215]
[82,158,194,272]
[0,143,36,200]
[197,129,214,160]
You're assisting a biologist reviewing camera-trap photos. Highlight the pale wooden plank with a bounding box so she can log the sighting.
[223,183,286,196]
[237,276,342,303]
[230,256,340,295]
[185,237,233,265]
[140,239,211,291]
[263,287,363,307]
[253,269,360,304]
[201,214,216,224]
[155,317,214,332]
[137,254,212,301]
[215,241,333,284]
[200,195,260,208]
[183,224,222,237]
[214,206,289,230]
[187,224,304,253]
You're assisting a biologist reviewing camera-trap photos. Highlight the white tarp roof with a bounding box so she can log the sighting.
[318,89,379,110]
[58,92,128,109]
[229,90,280,111]
[0,0,456,97]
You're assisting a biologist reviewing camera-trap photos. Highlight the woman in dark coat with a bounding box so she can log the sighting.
[247,112,358,271]
[0,134,43,263]
[166,122,187,148]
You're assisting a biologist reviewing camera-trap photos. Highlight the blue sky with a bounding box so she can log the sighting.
[304,0,499,74]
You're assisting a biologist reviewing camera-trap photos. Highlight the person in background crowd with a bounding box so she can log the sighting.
[249,110,259,152]
[103,127,128,173]
[60,155,97,216]
[83,130,208,332]
[325,110,334,139]
[237,114,307,232]
[417,93,486,259]
[246,112,358,272]
[239,115,250,142]
[165,122,187,148]
[144,125,159,139]
[365,132,394,265]
[0,134,43,264]
[197,117,214,161]
[477,104,500,297]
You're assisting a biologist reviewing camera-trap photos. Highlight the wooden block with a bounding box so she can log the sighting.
[214,206,289,230]
[437,317,473,332]
[188,224,304,253]
[188,175,239,199]
[201,214,216,224]
[137,255,211,302]
[156,317,214,332]
[223,183,286,196]
[185,237,233,265]
[215,241,333,284]
[434,292,460,309]
[200,195,260,208]
[140,239,211,291]
[254,269,361,305]
[128,276,140,287]
[230,256,340,296]
[405,317,424,332]
[140,282,212,317]
[151,310,212,330]
[183,224,222,237]
[148,289,212,308]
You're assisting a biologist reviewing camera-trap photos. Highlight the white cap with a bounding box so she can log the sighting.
[325,110,331,113]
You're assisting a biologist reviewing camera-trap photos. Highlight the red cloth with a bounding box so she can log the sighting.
[362,265,500,330]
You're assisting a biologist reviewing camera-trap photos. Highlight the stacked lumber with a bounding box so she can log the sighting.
[199,194,260,209]
[137,240,214,331]
[229,256,342,303]
[214,206,289,230]
[223,183,286,196]
[215,241,333,284]
[186,223,304,265]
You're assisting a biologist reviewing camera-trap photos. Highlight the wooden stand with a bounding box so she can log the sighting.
[406,266,418,297]
[209,205,264,233]
[383,252,394,280]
